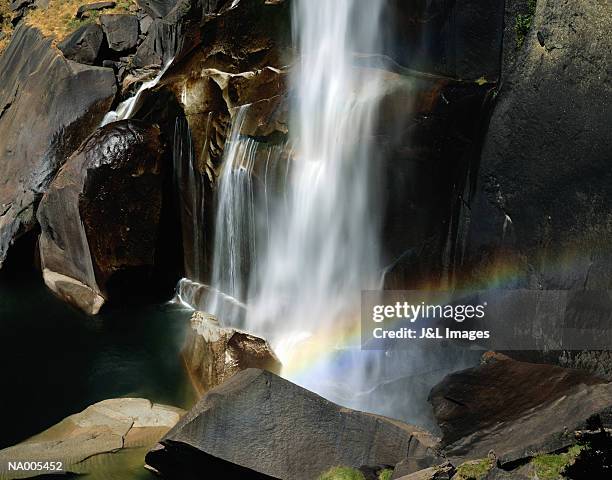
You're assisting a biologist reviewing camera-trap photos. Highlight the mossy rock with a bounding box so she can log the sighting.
[454,458,493,480]
[530,444,585,480]
[318,466,366,480]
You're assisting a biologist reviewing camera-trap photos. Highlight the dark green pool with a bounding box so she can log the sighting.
[0,263,195,454]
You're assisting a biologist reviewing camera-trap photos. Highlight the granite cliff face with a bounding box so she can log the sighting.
[0,24,116,269]
[459,0,612,290]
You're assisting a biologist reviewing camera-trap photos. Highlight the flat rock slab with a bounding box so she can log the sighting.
[100,14,140,52]
[146,369,441,480]
[0,398,184,479]
[429,356,612,464]
[76,1,117,18]
[58,23,104,65]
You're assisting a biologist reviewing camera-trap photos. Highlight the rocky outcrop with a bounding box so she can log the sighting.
[100,13,140,53]
[136,0,178,19]
[462,0,612,289]
[428,355,612,465]
[76,1,117,19]
[182,311,282,395]
[146,369,441,480]
[58,23,104,65]
[0,398,184,479]
[0,24,116,269]
[37,120,166,314]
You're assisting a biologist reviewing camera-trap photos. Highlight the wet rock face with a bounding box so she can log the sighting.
[387,0,505,80]
[100,14,140,52]
[58,23,104,65]
[428,355,612,464]
[146,369,441,480]
[0,24,116,270]
[0,398,184,479]
[37,120,166,314]
[463,0,612,289]
[182,311,282,395]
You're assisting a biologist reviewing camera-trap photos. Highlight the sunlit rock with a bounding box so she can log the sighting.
[37,120,166,314]
[0,24,116,269]
[146,368,440,479]
[0,398,184,479]
[182,311,281,395]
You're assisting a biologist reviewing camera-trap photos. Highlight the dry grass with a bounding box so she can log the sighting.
[0,0,13,54]
[26,0,136,41]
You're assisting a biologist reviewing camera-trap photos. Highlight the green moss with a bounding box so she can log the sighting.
[379,469,393,480]
[531,444,585,480]
[318,467,366,480]
[515,0,537,50]
[454,458,492,480]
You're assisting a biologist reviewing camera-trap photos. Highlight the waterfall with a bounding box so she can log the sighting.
[240,0,386,399]
[101,59,174,126]
[175,106,286,325]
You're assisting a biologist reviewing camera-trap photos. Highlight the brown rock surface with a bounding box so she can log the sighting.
[429,356,612,464]
[37,120,165,314]
[0,398,184,479]
[182,311,281,395]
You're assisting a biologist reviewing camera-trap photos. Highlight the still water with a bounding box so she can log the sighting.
[0,261,194,478]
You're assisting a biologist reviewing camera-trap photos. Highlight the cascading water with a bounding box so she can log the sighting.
[175,0,480,427]
[241,0,387,401]
[101,59,174,126]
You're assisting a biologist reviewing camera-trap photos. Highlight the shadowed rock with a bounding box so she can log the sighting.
[146,369,441,480]
[182,311,281,395]
[58,23,104,65]
[428,355,612,465]
[464,0,612,290]
[37,120,165,314]
[0,24,116,270]
[0,398,184,479]
[76,1,116,18]
[136,0,179,19]
[100,14,140,52]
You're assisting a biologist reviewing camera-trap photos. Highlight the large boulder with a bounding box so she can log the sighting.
[57,23,104,65]
[0,24,116,269]
[0,398,184,479]
[37,120,166,314]
[100,14,140,53]
[428,355,612,465]
[146,369,441,480]
[182,311,282,395]
[463,0,612,289]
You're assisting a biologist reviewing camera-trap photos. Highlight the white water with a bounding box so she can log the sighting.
[101,59,174,126]
[238,0,386,399]
[173,0,483,426]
